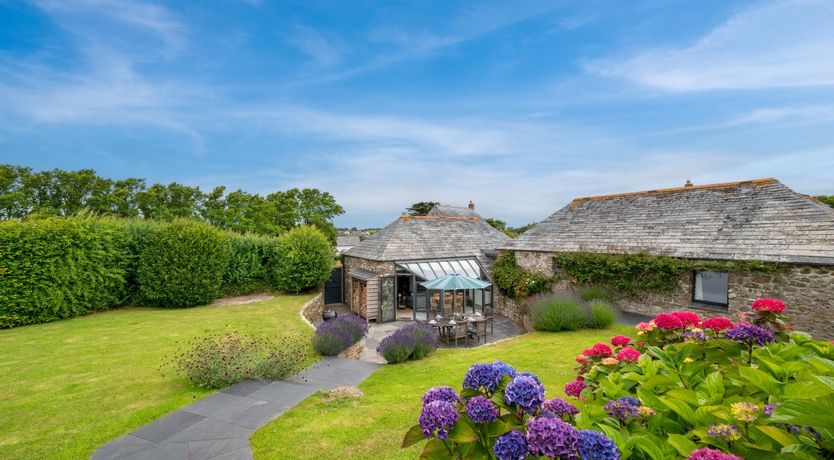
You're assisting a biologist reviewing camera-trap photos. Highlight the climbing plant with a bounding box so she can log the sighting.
[492,252,553,299]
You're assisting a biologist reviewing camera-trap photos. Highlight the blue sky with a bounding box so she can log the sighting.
[1,0,833,227]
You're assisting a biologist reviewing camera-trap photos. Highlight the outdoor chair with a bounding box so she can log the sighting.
[484,309,495,334]
[468,320,487,345]
[444,322,469,347]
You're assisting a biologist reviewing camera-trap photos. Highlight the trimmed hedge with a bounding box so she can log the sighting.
[222,233,276,295]
[137,219,232,307]
[0,217,133,327]
[269,225,332,293]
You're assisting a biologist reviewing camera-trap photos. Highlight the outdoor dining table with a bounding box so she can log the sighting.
[427,316,487,343]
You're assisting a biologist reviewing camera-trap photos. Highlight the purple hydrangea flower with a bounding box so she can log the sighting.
[492,360,517,379]
[463,363,502,393]
[419,401,459,439]
[604,397,641,421]
[763,403,779,417]
[517,372,543,386]
[725,323,775,345]
[493,429,529,460]
[504,374,546,414]
[465,396,499,424]
[578,430,621,460]
[687,448,743,460]
[526,416,580,459]
[543,398,579,418]
[421,386,459,406]
[683,329,707,342]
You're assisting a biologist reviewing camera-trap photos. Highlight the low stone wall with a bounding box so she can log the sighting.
[495,295,532,331]
[300,290,324,327]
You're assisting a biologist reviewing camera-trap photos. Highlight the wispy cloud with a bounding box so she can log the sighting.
[289,24,346,67]
[586,0,834,91]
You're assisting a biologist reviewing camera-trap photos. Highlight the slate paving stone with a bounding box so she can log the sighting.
[130,410,205,443]
[186,437,250,460]
[220,380,269,398]
[93,358,380,459]
[91,434,156,460]
[165,419,251,443]
[181,392,260,420]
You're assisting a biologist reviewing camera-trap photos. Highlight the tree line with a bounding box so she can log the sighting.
[0,164,343,241]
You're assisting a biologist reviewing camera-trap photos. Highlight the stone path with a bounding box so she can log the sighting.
[92,357,380,460]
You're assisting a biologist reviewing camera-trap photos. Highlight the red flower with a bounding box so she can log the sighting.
[616,347,641,362]
[575,354,589,364]
[670,311,701,327]
[587,343,612,358]
[654,313,684,330]
[610,335,632,347]
[582,348,592,356]
[701,317,734,332]
[751,298,786,314]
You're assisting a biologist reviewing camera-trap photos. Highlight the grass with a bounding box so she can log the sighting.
[0,293,316,460]
[251,325,632,459]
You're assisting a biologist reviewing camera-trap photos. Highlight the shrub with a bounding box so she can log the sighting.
[377,322,438,363]
[269,225,332,293]
[492,251,552,299]
[529,295,587,332]
[585,300,616,328]
[402,360,618,459]
[578,284,613,303]
[222,233,273,295]
[172,331,311,389]
[312,313,366,356]
[566,299,834,459]
[0,216,135,327]
[137,219,231,307]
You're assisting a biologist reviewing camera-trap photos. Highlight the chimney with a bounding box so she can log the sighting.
[468,200,475,210]
[684,179,693,187]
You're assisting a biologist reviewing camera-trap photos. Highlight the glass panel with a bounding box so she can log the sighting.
[418,263,433,279]
[461,260,479,278]
[379,276,396,322]
[439,261,454,276]
[449,260,465,275]
[693,271,728,306]
[428,262,443,279]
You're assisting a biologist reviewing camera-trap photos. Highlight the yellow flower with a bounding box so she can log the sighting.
[731,402,759,423]
[683,357,695,364]
[638,406,656,417]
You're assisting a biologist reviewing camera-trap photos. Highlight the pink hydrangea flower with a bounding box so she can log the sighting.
[751,298,786,314]
[575,354,589,364]
[654,313,684,330]
[635,321,656,333]
[616,347,641,362]
[610,335,632,347]
[586,343,612,358]
[564,379,586,397]
[701,317,734,332]
[670,311,701,327]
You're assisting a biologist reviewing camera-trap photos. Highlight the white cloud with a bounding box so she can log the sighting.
[289,24,346,67]
[587,0,834,91]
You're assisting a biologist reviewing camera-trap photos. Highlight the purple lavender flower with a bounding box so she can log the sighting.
[492,360,517,378]
[763,403,779,417]
[725,323,775,345]
[504,374,546,414]
[465,396,499,424]
[421,386,459,406]
[578,430,621,460]
[419,400,459,439]
[543,398,579,418]
[604,397,640,421]
[493,429,529,460]
[526,416,580,459]
[463,362,502,393]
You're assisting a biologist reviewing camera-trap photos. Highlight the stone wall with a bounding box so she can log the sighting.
[341,255,395,314]
[300,291,324,327]
[504,250,834,340]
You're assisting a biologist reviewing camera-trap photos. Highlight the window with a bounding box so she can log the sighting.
[692,271,729,307]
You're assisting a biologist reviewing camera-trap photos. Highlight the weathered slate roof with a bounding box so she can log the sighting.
[344,214,511,269]
[428,204,480,218]
[336,235,361,247]
[503,179,834,265]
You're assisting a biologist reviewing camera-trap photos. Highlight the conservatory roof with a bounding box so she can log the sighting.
[396,258,485,281]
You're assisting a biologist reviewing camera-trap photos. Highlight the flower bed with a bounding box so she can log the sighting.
[312,313,367,356]
[377,322,439,364]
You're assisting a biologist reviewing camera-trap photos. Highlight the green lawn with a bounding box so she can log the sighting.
[0,294,316,460]
[251,326,632,459]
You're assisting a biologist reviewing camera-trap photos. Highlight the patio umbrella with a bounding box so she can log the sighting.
[420,273,491,290]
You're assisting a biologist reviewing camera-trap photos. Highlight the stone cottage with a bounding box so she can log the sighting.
[342,203,510,322]
[500,179,834,339]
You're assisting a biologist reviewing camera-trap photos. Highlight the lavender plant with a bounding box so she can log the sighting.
[312,313,367,356]
[377,322,438,363]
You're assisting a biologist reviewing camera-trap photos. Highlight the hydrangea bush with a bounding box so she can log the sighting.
[402,360,620,459]
[564,299,834,459]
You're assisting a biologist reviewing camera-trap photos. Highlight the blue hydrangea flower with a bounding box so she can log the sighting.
[492,360,517,379]
[504,374,545,414]
[463,362,501,393]
[604,397,640,421]
[421,386,459,406]
[493,429,529,460]
[465,396,498,424]
[516,372,543,386]
[419,400,459,439]
[579,430,621,460]
[526,416,580,459]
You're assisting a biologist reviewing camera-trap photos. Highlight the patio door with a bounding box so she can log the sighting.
[379,276,396,322]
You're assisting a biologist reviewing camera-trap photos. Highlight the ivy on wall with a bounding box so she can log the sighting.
[492,252,552,299]
[553,251,781,295]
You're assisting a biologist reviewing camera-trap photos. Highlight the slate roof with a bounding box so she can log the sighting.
[502,179,834,265]
[336,235,362,247]
[428,204,480,218]
[344,211,511,269]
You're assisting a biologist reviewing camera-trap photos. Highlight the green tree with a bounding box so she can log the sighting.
[485,217,517,238]
[269,225,333,293]
[0,164,34,219]
[817,195,834,208]
[406,201,439,216]
[135,182,203,220]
